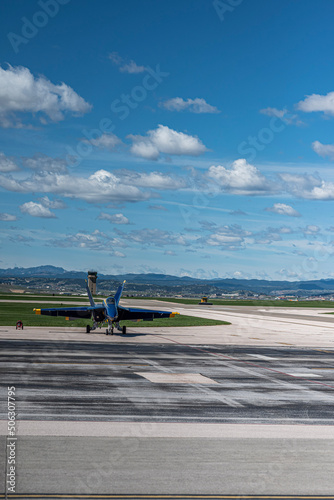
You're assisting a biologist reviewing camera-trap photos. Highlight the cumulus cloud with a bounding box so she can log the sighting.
[115,228,188,247]
[297,91,334,116]
[208,159,271,195]
[109,52,146,73]
[0,213,17,221]
[117,169,186,190]
[83,133,122,151]
[312,140,334,160]
[98,212,129,224]
[279,172,323,198]
[302,225,320,235]
[0,65,92,127]
[279,171,334,200]
[260,107,302,126]
[161,97,220,114]
[265,203,301,217]
[200,223,251,250]
[252,226,294,245]
[120,61,146,74]
[0,152,19,172]
[128,124,208,160]
[23,154,68,173]
[38,196,67,209]
[20,202,56,218]
[50,230,127,252]
[0,169,150,203]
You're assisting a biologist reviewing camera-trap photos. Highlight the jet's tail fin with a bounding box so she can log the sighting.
[114,280,126,305]
[85,280,96,307]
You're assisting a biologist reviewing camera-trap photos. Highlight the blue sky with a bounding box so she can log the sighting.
[2,0,334,280]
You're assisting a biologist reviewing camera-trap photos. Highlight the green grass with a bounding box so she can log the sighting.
[0,302,230,327]
[151,298,334,308]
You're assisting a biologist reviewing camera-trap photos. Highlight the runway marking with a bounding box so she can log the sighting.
[248,354,278,360]
[25,362,149,366]
[136,372,219,384]
[150,334,334,390]
[139,357,244,408]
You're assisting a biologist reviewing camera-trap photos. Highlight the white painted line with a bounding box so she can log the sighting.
[248,354,278,360]
[285,372,323,378]
[136,372,219,384]
[2,420,334,439]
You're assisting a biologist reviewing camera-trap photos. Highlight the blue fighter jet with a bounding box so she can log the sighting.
[34,280,179,335]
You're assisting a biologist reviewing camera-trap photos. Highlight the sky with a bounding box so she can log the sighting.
[1,0,334,280]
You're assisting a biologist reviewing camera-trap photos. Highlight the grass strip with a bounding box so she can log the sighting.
[0,302,230,327]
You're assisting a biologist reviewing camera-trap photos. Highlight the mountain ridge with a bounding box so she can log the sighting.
[1,265,334,295]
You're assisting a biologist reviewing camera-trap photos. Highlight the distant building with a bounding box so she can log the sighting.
[87,271,97,295]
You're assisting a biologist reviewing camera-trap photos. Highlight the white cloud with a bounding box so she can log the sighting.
[128,124,208,160]
[83,133,122,151]
[201,224,251,250]
[297,91,334,116]
[23,154,68,173]
[161,97,220,114]
[115,228,188,247]
[50,230,127,251]
[265,203,301,217]
[113,250,126,258]
[0,169,150,203]
[0,152,19,172]
[118,170,186,190]
[208,159,271,194]
[260,107,302,125]
[0,65,92,127]
[98,212,129,224]
[303,225,320,235]
[109,52,123,65]
[312,140,334,160]
[20,202,56,218]
[0,213,17,221]
[120,61,146,74]
[38,196,67,209]
[280,172,334,200]
[109,52,146,73]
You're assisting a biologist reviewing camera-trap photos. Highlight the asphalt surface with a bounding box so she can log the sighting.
[1,303,334,497]
[1,340,334,423]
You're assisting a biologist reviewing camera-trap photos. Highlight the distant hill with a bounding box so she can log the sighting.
[1,266,334,296]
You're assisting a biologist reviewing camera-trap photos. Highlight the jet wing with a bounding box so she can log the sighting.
[34,306,103,319]
[118,305,179,321]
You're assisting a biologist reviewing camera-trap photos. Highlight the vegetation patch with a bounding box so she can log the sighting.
[0,302,230,327]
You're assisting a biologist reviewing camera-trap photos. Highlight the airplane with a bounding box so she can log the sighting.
[33,280,179,335]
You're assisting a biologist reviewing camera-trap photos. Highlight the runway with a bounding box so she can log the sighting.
[1,302,334,497]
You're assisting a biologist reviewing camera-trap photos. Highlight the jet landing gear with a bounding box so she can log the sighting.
[106,322,114,336]
[86,322,99,333]
[105,323,127,335]
[115,323,126,335]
